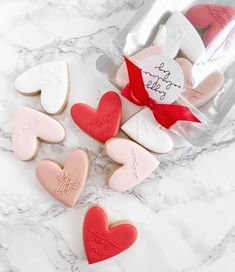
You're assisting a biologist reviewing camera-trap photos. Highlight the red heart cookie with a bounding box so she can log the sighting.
[71,91,122,143]
[83,205,137,264]
[186,4,235,46]
[35,149,89,207]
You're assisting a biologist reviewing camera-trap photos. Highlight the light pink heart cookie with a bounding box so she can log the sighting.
[176,58,224,107]
[12,106,65,161]
[36,149,89,207]
[115,45,164,90]
[105,138,159,192]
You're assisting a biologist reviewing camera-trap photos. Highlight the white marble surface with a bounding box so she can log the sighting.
[1,0,235,271]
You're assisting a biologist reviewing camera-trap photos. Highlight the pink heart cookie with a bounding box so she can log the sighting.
[12,106,65,161]
[186,4,235,46]
[176,58,224,107]
[105,138,159,192]
[36,149,89,207]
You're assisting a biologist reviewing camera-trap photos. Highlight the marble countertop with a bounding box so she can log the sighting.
[1,0,235,271]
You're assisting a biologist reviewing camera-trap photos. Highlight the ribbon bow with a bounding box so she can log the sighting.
[121,57,201,129]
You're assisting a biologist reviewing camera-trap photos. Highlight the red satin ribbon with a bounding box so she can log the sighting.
[121,57,201,129]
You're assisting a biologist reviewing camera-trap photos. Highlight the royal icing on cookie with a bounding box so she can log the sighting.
[115,45,164,90]
[121,108,173,153]
[15,61,69,114]
[12,106,65,161]
[156,12,205,62]
[35,149,89,207]
[105,138,159,192]
[176,58,224,107]
[71,91,122,143]
[83,205,137,264]
[186,4,235,46]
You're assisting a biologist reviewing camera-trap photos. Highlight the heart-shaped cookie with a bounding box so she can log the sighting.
[121,108,173,153]
[156,12,205,62]
[15,61,69,114]
[71,91,122,143]
[176,58,224,107]
[12,106,65,161]
[83,205,137,264]
[105,138,159,192]
[186,4,235,46]
[36,149,89,207]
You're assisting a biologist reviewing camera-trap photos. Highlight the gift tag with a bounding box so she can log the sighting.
[140,55,184,104]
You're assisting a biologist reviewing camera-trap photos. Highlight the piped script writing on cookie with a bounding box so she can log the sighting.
[83,205,137,264]
[55,171,81,195]
[71,91,122,143]
[35,149,89,207]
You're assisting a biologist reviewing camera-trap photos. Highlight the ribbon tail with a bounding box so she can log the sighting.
[123,57,150,104]
[152,104,201,129]
[121,83,146,106]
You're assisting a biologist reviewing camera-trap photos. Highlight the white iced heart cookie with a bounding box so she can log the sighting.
[121,108,173,153]
[15,61,69,115]
[105,138,159,192]
[157,12,205,62]
[141,55,184,104]
[12,106,66,161]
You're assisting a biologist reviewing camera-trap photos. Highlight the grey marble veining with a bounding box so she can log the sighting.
[1,0,235,271]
